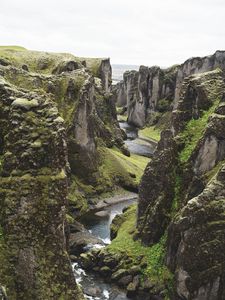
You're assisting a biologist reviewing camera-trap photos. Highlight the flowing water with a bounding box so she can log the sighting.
[119,121,156,158]
[73,116,154,299]
[73,198,137,300]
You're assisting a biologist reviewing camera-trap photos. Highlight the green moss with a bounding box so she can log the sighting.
[81,57,102,77]
[139,126,161,141]
[0,46,103,78]
[171,174,182,215]
[117,114,127,122]
[157,98,171,113]
[0,45,26,51]
[107,206,173,286]
[205,160,225,183]
[179,100,220,163]
[99,147,149,186]
[68,176,89,215]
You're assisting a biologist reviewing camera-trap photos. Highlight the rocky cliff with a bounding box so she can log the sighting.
[0,46,127,299]
[137,68,225,299]
[114,51,225,129]
[0,47,137,208]
[0,77,83,299]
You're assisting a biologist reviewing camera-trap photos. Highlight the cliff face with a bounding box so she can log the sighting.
[0,78,83,299]
[0,47,125,186]
[115,51,225,128]
[0,47,120,298]
[137,68,225,299]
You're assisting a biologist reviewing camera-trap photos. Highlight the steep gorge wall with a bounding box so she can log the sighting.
[137,69,225,299]
[0,78,83,299]
[0,47,120,299]
[0,48,125,187]
[115,51,225,128]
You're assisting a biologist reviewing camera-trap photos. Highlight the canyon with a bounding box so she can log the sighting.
[0,46,225,300]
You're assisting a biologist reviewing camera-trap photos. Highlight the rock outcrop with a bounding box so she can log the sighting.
[0,78,83,299]
[137,129,178,245]
[114,51,225,128]
[0,46,125,299]
[137,68,225,299]
[0,47,129,189]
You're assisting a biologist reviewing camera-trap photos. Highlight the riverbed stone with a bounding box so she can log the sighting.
[99,266,112,276]
[118,275,133,287]
[95,210,110,218]
[70,232,104,255]
[112,269,128,281]
[85,286,101,298]
[128,265,142,276]
[142,278,155,291]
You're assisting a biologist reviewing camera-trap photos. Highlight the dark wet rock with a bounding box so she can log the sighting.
[0,58,10,66]
[126,275,140,298]
[70,232,104,255]
[99,266,112,276]
[52,60,81,74]
[110,213,126,240]
[137,129,178,245]
[85,286,101,298]
[22,64,29,71]
[118,275,133,287]
[70,255,77,262]
[112,269,129,281]
[70,220,86,233]
[128,266,142,276]
[142,278,155,291]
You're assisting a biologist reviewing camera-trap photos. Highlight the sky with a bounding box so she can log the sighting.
[1,0,225,67]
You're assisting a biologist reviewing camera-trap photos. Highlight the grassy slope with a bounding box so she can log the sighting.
[0,45,103,76]
[103,147,149,184]
[107,205,173,288]
[139,126,161,141]
[179,100,220,163]
[68,147,150,215]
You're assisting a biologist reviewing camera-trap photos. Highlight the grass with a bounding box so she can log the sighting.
[0,45,26,51]
[139,126,161,142]
[68,147,149,214]
[101,147,149,185]
[107,205,173,286]
[179,100,219,163]
[117,114,127,122]
[204,160,225,183]
[0,45,105,77]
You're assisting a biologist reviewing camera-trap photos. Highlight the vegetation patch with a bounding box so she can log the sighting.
[107,205,173,287]
[99,147,149,187]
[139,126,161,141]
[179,100,219,163]
[171,174,182,215]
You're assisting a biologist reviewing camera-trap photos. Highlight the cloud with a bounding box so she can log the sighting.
[0,0,225,66]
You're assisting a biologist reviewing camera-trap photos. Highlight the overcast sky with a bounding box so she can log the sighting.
[1,0,225,67]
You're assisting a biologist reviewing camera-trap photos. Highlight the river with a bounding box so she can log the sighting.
[73,120,154,299]
[119,120,156,158]
[73,198,137,300]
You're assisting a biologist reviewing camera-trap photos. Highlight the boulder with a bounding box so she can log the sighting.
[69,232,104,255]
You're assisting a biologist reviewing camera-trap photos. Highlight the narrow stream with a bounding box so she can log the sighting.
[73,199,137,300]
[73,120,153,299]
[119,121,156,158]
